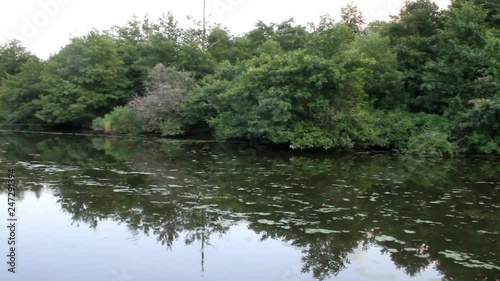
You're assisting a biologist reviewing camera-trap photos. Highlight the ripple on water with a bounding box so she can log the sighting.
[439,250,500,270]
[256,219,277,225]
[374,235,406,245]
[304,228,341,234]
[109,169,156,175]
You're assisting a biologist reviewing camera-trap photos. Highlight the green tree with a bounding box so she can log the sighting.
[0,57,46,123]
[210,50,378,149]
[308,21,357,59]
[241,21,275,53]
[452,0,500,26]
[237,19,308,56]
[176,42,215,81]
[181,61,243,130]
[383,0,444,112]
[272,18,309,51]
[206,27,241,63]
[345,33,404,109]
[36,31,130,126]
[448,97,500,154]
[0,40,34,85]
[111,14,182,95]
[421,2,498,113]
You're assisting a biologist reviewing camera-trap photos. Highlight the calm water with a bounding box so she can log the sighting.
[0,132,498,281]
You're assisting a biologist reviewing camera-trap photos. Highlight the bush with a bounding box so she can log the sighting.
[405,131,458,157]
[160,118,184,136]
[92,117,106,131]
[377,110,458,156]
[91,106,141,134]
[451,97,499,154]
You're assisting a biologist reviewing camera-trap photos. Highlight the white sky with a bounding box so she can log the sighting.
[0,0,450,59]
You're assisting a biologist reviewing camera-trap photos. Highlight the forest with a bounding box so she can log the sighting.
[0,0,498,155]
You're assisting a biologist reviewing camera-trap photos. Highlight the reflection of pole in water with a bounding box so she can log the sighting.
[201,204,206,274]
[201,228,205,273]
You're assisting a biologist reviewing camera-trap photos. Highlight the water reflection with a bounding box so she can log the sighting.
[0,132,498,281]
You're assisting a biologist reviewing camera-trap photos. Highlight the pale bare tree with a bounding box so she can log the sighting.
[129,64,194,133]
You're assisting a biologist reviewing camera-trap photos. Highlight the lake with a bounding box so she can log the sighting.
[0,132,498,281]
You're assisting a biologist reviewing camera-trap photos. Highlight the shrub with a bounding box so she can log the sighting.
[377,110,458,156]
[451,97,499,154]
[92,117,105,132]
[405,131,458,157]
[91,106,141,134]
[160,118,184,136]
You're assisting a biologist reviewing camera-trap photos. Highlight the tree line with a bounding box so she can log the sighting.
[0,0,498,155]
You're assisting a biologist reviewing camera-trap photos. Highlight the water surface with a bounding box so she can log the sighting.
[0,132,498,281]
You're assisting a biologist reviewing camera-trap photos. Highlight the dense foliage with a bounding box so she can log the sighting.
[0,0,498,155]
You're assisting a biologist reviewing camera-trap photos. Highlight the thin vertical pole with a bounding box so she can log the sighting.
[203,0,207,45]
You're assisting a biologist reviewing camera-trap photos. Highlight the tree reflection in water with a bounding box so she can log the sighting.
[0,132,498,280]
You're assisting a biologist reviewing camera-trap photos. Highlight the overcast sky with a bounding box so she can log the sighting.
[0,0,450,59]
